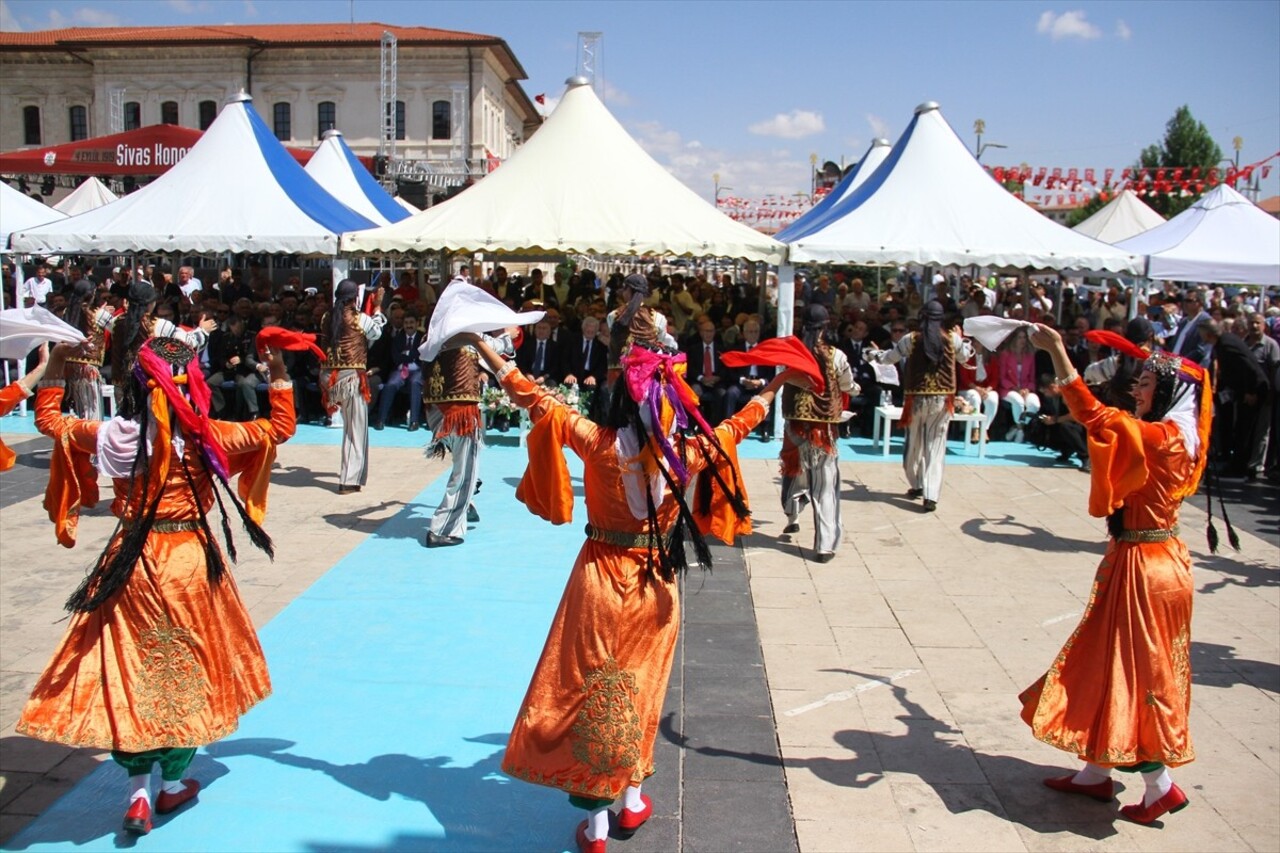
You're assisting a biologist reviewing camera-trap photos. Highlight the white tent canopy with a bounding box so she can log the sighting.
[1072,189,1165,244]
[305,129,410,227]
[787,102,1143,273]
[1115,184,1280,285]
[0,181,65,249]
[342,77,786,264]
[12,94,375,256]
[52,177,118,216]
[776,138,891,242]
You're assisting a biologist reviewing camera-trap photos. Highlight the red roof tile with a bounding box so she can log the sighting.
[0,22,500,48]
[1259,195,1280,215]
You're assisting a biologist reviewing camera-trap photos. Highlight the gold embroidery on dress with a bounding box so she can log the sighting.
[134,616,208,724]
[571,657,642,776]
[428,363,445,399]
[1172,627,1191,701]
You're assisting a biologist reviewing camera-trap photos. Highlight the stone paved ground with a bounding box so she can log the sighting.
[1,424,1277,851]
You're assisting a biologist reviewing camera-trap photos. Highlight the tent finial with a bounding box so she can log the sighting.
[565,75,590,88]
[321,128,343,140]
[230,89,252,104]
[914,101,940,115]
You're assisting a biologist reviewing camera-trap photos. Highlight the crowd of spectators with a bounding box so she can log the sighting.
[4,259,1278,482]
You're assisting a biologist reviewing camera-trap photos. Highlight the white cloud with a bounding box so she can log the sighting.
[243,0,258,14]
[601,81,631,108]
[1115,19,1132,40]
[631,119,809,202]
[168,0,201,12]
[43,6,123,27]
[866,113,890,140]
[1036,10,1102,41]
[749,109,824,140]
[0,0,22,31]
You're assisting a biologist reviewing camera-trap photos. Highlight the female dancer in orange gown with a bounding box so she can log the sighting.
[456,308,804,853]
[1021,324,1211,826]
[16,336,295,836]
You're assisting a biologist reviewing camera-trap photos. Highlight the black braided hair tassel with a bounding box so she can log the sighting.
[179,454,231,582]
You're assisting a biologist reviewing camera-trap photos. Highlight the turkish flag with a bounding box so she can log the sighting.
[534,93,546,104]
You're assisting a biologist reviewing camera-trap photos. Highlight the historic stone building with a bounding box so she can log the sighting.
[0,22,542,204]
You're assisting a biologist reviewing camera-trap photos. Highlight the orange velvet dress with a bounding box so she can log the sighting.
[499,368,763,801]
[16,385,296,752]
[1020,377,1196,768]
[0,382,31,471]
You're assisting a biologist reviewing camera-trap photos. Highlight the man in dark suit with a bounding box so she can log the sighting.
[374,312,426,431]
[1170,291,1210,365]
[563,315,607,389]
[684,316,728,423]
[1200,319,1269,477]
[517,319,563,385]
[724,316,776,437]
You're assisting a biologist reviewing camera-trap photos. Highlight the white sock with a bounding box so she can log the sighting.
[128,775,150,803]
[1141,767,1173,806]
[1071,762,1112,785]
[585,806,609,841]
[161,779,187,795]
[623,784,644,812]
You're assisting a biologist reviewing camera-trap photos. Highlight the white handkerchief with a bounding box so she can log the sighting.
[0,306,87,360]
[873,362,900,385]
[420,283,544,362]
[962,316,1033,352]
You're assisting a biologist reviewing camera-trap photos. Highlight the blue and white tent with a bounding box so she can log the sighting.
[12,93,376,256]
[786,102,1142,273]
[775,138,891,243]
[306,130,409,227]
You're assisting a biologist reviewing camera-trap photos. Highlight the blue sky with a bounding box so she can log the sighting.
[3,0,1278,205]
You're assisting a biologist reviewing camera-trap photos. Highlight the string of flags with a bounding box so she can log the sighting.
[988,150,1277,199]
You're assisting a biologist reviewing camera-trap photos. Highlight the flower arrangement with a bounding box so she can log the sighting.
[482,382,594,431]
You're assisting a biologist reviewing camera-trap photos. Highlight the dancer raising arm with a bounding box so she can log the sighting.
[454,308,806,853]
[1020,322,1211,826]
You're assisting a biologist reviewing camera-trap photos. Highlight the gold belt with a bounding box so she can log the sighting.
[328,363,366,371]
[1117,524,1180,543]
[585,523,669,550]
[121,518,202,534]
[65,357,103,366]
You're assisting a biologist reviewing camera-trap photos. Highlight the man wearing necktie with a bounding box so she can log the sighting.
[725,317,775,438]
[563,316,606,389]
[517,319,560,384]
[684,317,727,422]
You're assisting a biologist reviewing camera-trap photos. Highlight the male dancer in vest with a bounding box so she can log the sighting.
[781,305,856,562]
[321,280,386,494]
[873,300,973,511]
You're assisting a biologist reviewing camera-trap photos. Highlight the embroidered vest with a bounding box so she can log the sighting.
[423,348,482,405]
[782,346,842,423]
[67,307,112,366]
[324,309,368,370]
[903,333,955,395]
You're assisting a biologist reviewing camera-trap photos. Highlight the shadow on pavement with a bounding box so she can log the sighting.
[1192,641,1280,694]
[960,515,1106,554]
[206,734,569,853]
[662,673,1127,842]
[1196,551,1279,595]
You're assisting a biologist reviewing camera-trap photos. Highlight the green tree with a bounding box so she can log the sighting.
[1136,105,1223,217]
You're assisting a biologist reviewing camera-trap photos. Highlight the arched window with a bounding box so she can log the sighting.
[123,101,142,131]
[273,102,291,140]
[317,101,336,134]
[160,100,179,125]
[198,100,217,130]
[69,105,89,141]
[431,100,451,140]
[23,105,41,145]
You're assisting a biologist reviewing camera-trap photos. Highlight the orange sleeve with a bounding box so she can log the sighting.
[1060,377,1150,517]
[0,382,28,417]
[209,387,297,524]
[500,366,602,456]
[687,399,767,545]
[503,368,586,525]
[34,387,101,547]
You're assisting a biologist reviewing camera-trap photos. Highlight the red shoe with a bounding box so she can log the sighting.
[155,779,201,815]
[1120,783,1189,825]
[616,793,653,838]
[123,797,152,835]
[1043,773,1115,802]
[575,820,606,853]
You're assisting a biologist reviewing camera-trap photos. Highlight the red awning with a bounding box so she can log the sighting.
[0,124,315,177]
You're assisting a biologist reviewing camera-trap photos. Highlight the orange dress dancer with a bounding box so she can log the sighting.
[16,336,295,837]
[466,309,797,853]
[1021,326,1212,827]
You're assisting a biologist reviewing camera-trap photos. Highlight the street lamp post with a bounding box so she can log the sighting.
[809,152,818,201]
[973,118,1007,162]
[1232,136,1243,189]
[713,172,733,207]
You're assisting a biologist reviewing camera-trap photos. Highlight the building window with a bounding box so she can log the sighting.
[69,105,89,141]
[273,102,291,140]
[432,100,451,140]
[23,105,41,145]
[198,100,217,130]
[395,100,406,140]
[161,100,179,125]
[124,101,141,131]
[317,101,336,134]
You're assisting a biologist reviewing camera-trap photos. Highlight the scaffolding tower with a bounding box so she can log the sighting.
[577,32,604,101]
[378,30,398,191]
